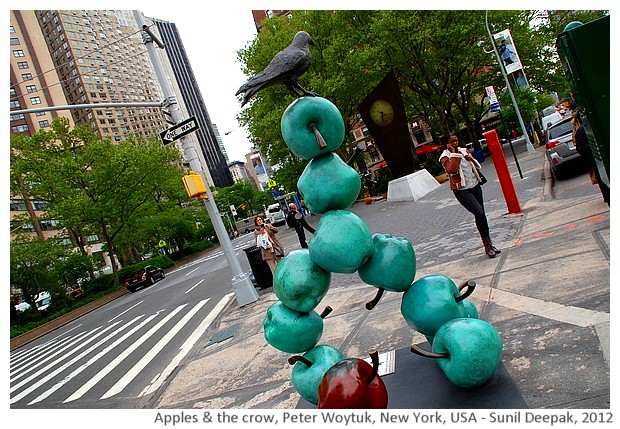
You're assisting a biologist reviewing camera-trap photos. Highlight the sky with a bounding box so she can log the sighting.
[139,5,259,163]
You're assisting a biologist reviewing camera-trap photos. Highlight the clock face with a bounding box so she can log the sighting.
[369,100,394,127]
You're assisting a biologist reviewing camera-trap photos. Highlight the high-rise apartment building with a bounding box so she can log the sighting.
[33,10,167,141]
[149,18,234,188]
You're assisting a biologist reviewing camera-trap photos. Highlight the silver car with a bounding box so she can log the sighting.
[545,117,584,179]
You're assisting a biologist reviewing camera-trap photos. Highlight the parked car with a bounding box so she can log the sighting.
[124,265,165,292]
[545,117,585,179]
[14,291,51,312]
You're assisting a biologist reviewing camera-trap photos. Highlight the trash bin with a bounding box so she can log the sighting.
[243,246,273,289]
[473,148,485,163]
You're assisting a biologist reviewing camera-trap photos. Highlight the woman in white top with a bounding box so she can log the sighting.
[439,133,500,258]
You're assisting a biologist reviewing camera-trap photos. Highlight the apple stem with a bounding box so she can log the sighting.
[319,306,333,319]
[365,288,385,310]
[366,350,380,384]
[455,279,476,302]
[410,344,449,359]
[288,355,313,367]
[311,124,328,149]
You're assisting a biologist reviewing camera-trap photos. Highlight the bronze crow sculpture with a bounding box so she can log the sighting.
[236,31,316,106]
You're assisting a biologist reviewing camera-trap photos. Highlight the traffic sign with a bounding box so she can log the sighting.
[160,116,199,144]
[267,179,277,188]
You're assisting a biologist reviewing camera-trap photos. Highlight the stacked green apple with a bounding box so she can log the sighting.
[263,96,502,407]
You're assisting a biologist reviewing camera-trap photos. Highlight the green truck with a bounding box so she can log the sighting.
[556,15,610,187]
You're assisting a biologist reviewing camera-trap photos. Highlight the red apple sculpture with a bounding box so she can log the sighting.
[289,344,345,405]
[317,350,388,409]
[411,318,503,388]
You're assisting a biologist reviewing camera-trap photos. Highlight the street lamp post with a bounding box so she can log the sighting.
[485,10,536,155]
[135,12,258,306]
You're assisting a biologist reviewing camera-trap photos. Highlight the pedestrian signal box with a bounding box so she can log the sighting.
[182,171,207,198]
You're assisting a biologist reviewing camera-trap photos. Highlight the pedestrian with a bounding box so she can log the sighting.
[286,202,315,249]
[572,113,610,206]
[254,215,284,273]
[439,133,501,258]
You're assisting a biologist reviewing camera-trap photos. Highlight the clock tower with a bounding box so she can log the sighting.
[358,70,420,178]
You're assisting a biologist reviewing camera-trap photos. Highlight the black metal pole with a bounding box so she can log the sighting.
[499,111,524,179]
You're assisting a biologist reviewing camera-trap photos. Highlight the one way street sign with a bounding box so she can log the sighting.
[160,116,199,144]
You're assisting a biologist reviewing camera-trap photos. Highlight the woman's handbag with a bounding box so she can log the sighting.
[273,243,285,257]
[478,170,488,185]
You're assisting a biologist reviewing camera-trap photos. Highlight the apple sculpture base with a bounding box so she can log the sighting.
[296,346,527,409]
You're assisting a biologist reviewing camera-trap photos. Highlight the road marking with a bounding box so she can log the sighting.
[103,298,210,399]
[140,293,234,397]
[10,334,74,374]
[185,279,205,294]
[10,322,122,404]
[28,315,148,405]
[185,267,200,276]
[62,304,184,402]
[10,329,98,387]
[109,300,143,323]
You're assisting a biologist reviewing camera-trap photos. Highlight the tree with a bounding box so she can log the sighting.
[11,118,186,284]
[10,237,66,310]
[236,10,608,175]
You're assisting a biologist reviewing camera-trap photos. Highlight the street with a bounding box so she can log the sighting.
[9,234,257,409]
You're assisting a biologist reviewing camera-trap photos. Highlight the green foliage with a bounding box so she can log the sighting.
[375,167,394,195]
[423,155,445,177]
[168,240,214,261]
[237,10,608,177]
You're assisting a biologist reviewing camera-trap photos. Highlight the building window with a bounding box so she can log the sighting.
[30,96,42,105]
[21,73,33,81]
[10,199,27,211]
[10,25,15,33]
[10,113,25,121]
[10,38,20,45]
[38,120,50,128]
[26,84,37,93]
[10,100,22,109]
[31,200,48,210]
[17,61,28,69]
[13,49,25,57]
[12,124,30,133]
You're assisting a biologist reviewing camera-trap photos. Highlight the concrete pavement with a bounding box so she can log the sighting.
[152,145,610,409]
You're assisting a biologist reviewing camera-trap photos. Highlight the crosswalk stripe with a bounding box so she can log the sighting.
[27,314,149,405]
[10,321,122,404]
[140,293,233,396]
[64,304,186,402]
[101,298,210,399]
[10,328,99,389]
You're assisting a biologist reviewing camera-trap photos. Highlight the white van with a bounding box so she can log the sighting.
[541,111,563,133]
[266,203,286,226]
[14,291,51,312]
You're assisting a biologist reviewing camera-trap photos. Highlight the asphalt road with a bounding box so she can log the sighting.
[9,234,258,409]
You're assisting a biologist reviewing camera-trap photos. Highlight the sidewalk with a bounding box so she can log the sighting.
[153,149,610,409]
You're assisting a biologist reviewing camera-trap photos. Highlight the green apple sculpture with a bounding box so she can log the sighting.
[289,344,345,405]
[358,233,417,309]
[401,274,475,339]
[297,152,361,214]
[308,210,374,274]
[281,97,345,159]
[317,351,388,409]
[411,318,503,388]
[273,249,331,313]
[264,302,333,354]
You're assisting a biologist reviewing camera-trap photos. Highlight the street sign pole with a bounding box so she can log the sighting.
[135,13,258,306]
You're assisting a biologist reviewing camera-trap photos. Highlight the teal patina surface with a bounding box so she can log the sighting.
[297,152,361,214]
[280,96,345,159]
[358,233,417,292]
